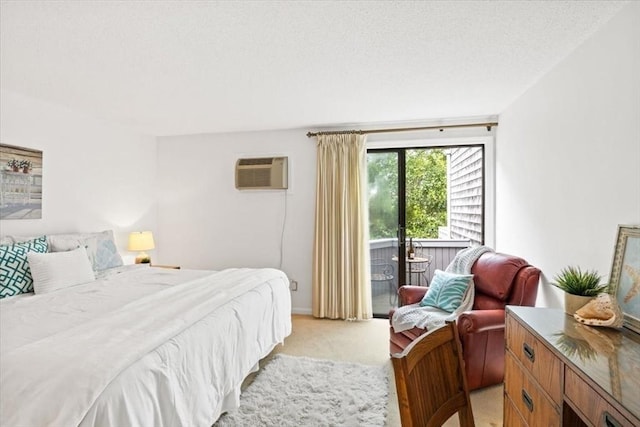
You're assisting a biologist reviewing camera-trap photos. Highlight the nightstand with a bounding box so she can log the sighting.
[150,264,181,269]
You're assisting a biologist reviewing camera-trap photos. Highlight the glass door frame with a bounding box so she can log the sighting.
[368,135,495,318]
[367,135,496,249]
[368,147,408,287]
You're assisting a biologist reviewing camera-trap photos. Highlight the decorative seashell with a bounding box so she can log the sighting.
[573,293,623,329]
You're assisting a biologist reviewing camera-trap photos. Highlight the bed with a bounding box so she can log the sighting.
[0,232,292,427]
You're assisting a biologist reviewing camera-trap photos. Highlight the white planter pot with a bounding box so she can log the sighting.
[564,293,594,315]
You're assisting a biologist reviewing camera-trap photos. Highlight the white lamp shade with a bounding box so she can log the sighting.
[128,231,155,251]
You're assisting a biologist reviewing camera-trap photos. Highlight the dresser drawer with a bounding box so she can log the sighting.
[506,313,563,405]
[505,351,560,427]
[504,393,528,427]
[564,367,637,427]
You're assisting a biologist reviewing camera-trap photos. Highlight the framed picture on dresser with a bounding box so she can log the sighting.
[609,224,640,334]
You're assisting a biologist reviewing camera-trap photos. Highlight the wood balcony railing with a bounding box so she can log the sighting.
[370,238,469,281]
[369,238,469,313]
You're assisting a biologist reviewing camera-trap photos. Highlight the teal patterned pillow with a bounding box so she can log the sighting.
[419,269,473,313]
[0,236,48,298]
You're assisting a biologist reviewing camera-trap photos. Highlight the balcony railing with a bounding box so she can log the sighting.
[370,238,469,316]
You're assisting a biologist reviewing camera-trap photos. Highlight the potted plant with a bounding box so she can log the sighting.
[554,266,607,314]
[20,160,32,173]
[7,159,21,172]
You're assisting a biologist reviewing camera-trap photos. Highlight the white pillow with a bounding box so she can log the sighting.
[49,231,123,271]
[48,235,84,252]
[49,235,98,264]
[27,247,96,294]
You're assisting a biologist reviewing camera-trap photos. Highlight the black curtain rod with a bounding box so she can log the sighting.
[306,121,498,138]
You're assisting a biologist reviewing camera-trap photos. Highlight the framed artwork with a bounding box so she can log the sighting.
[609,224,640,334]
[0,144,43,220]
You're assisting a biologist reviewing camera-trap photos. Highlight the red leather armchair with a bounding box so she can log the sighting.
[389,251,540,390]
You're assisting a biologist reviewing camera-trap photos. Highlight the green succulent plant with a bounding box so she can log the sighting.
[553,266,607,296]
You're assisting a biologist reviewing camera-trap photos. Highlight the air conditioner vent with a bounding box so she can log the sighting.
[235,156,288,190]
[238,158,275,166]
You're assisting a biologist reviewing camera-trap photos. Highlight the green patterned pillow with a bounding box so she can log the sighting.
[419,269,473,313]
[0,236,48,298]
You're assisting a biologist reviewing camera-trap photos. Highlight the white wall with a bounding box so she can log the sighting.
[0,90,158,259]
[156,130,316,313]
[156,125,496,315]
[496,2,640,307]
[6,3,637,314]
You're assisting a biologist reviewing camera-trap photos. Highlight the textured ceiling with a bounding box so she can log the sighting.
[0,1,628,136]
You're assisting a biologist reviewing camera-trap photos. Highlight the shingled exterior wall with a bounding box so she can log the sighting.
[447,146,483,245]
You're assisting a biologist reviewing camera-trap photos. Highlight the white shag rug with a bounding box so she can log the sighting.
[215,354,388,427]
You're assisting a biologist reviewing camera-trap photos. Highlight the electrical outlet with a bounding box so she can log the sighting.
[289,279,298,291]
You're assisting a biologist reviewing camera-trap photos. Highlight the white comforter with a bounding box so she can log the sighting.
[0,265,292,427]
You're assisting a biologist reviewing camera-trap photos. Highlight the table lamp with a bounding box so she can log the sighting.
[128,231,155,264]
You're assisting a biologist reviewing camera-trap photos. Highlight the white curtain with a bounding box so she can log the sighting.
[312,133,372,320]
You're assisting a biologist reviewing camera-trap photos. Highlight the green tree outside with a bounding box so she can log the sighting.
[368,152,398,239]
[405,149,447,239]
[368,149,447,240]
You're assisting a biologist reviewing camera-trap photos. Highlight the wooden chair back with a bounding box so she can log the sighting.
[391,321,475,427]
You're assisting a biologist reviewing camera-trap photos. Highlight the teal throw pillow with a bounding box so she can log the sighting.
[419,269,473,313]
[0,236,48,298]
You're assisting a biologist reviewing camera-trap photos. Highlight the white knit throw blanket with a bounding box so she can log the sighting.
[391,245,493,334]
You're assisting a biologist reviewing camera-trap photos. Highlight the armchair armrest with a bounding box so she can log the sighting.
[398,285,428,306]
[457,309,506,335]
[457,308,509,390]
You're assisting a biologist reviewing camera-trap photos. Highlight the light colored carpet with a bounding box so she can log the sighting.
[218,315,502,426]
[270,315,503,426]
[215,354,388,427]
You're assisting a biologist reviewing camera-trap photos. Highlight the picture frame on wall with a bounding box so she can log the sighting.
[0,143,43,220]
[609,224,640,334]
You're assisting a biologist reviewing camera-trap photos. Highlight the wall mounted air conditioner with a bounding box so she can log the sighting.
[235,156,288,190]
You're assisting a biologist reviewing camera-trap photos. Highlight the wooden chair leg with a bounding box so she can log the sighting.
[457,402,475,426]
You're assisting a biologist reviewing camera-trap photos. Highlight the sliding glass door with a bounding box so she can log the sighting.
[368,145,485,317]
[368,150,405,317]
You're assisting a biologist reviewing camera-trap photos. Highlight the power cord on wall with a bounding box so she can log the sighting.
[278,189,288,271]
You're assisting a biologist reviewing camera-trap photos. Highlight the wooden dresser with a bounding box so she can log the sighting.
[504,306,640,426]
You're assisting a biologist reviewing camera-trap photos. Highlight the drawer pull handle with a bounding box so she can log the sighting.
[523,342,535,362]
[521,389,534,413]
[603,412,622,427]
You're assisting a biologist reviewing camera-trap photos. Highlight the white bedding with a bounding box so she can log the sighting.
[0,265,292,427]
